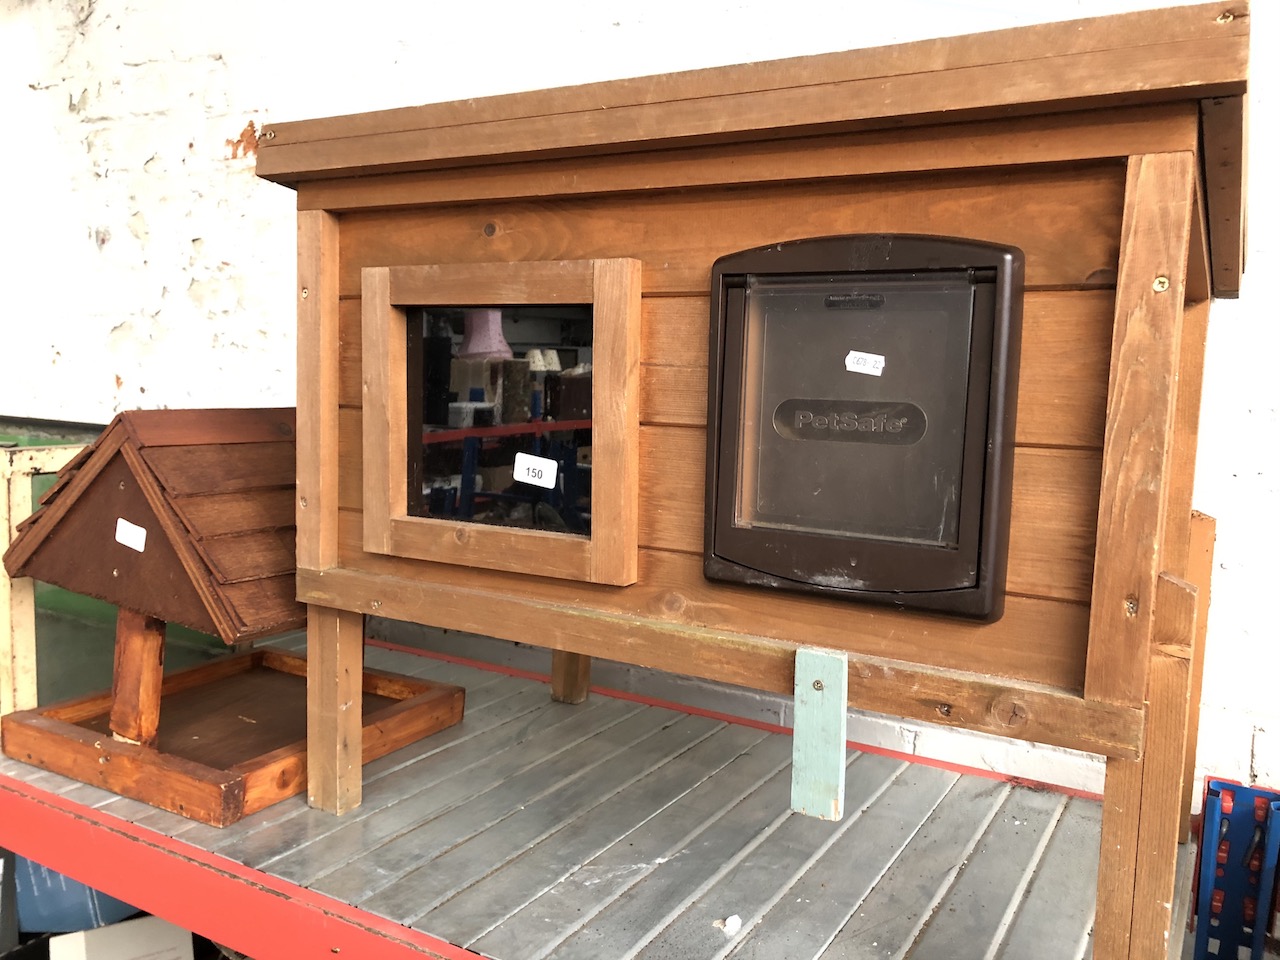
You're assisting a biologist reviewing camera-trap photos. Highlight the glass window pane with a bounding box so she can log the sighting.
[408,305,593,538]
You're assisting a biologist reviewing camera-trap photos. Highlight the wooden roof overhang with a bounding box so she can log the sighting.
[3,409,303,645]
[256,2,1248,296]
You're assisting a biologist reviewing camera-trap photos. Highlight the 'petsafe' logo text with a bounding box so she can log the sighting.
[772,399,927,445]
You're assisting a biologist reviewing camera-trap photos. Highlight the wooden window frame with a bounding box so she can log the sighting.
[361,258,641,586]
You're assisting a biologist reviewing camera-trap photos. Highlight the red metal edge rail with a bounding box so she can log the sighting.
[0,772,479,960]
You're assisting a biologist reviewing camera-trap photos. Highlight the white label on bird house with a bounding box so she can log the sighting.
[115,517,147,553]
[514,452,558,490]
[845,350,885,376]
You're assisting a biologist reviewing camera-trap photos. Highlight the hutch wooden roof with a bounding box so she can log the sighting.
[3,409,303,644]
[257,2,1248,297]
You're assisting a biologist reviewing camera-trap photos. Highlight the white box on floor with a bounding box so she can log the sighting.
[49,915,192,960]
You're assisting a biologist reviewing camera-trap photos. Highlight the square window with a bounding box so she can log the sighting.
[361,259,641,585]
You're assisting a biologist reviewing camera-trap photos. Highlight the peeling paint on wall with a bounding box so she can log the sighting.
[225,120,258,160]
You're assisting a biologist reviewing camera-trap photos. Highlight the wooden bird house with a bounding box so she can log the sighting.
[2,408,464,826]
[5,408,304,644]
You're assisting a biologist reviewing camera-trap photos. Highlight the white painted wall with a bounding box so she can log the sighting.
[0,0,1274,796]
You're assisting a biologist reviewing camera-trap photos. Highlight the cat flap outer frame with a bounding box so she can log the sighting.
[704,234,1024,621]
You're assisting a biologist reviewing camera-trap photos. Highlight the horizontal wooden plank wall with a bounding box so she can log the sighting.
[311,156,1131,723]
[333,164,1124,298]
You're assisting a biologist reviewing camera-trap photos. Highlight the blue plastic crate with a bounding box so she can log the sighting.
[1194,779,1280,960]
[12,857,137,935]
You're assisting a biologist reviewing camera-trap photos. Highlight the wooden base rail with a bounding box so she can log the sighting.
[298,565,1144,761]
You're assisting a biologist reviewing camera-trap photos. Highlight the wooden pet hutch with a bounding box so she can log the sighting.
[253,4,1248,957]
[1,409,463,826]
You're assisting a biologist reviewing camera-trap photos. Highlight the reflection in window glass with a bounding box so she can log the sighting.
[406,305,593,538]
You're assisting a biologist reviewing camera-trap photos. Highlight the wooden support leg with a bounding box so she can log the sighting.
[791,647,849,821]
[1094,573,1199,960]
[1130,573,1198,957]
[1096,758,1144,959]
[1180,512,1216,842]
[109,608,166,748]
[307,604,365,814]
[551,650,592,704]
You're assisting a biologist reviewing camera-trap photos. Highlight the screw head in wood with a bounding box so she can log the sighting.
[1216,11,1234,23]
[301,287,309,299]
[812,679,824,691]
[1152,276,1170,293]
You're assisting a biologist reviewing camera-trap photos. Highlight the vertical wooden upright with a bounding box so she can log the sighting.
[0,453,35,717]
[296,210,341,573]
[1089,150,1202,960]
[307,604,366,814]
[108,609,166,747]
[1129,573,1199,957]
[550,651,592,704]
[1085,152,1197,709]
[1180,513,1216,842]
[296,210,362,812]
[2,446,85,716]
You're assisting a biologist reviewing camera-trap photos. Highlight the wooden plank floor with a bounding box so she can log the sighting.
[0,637,1101,959]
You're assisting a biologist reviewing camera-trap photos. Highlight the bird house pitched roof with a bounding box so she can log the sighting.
[3,409,303,645]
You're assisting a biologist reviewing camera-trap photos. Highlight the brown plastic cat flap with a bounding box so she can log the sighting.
[704,234,1024,621]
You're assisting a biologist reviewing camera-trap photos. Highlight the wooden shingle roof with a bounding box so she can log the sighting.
[3,409,303,644]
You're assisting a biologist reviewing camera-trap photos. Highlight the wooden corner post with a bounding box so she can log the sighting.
[297,209,341,573]
[1088,151,1199,960]
[298,208,362,813]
